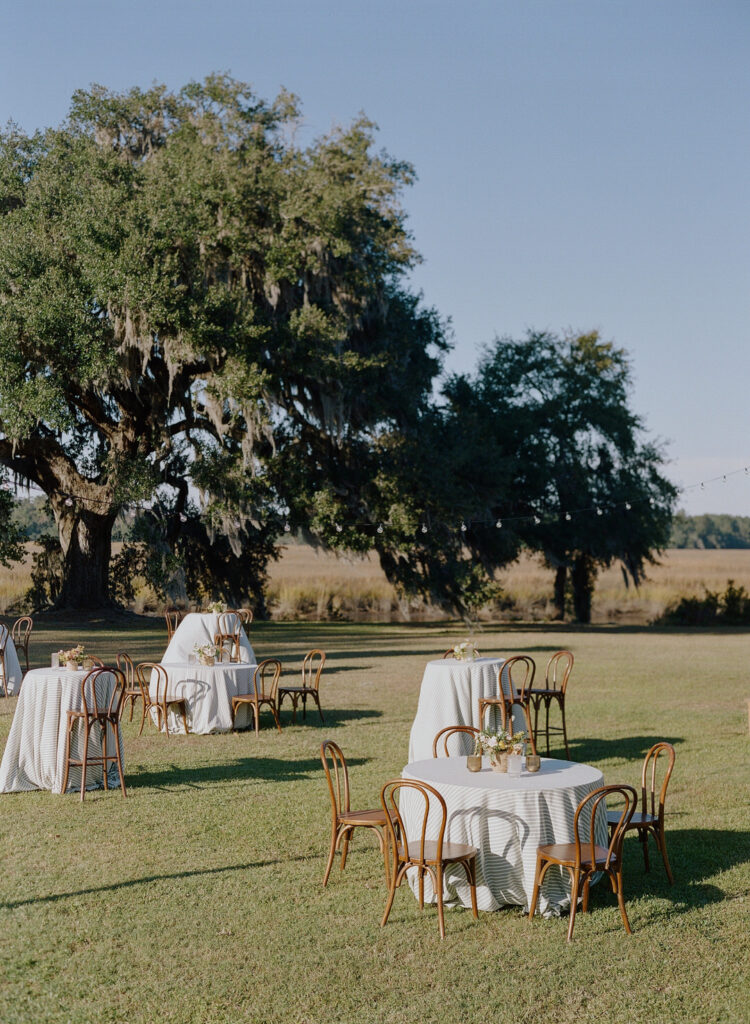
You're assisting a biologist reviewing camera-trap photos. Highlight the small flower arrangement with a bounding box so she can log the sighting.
[193,642,219,664]
[478,729,509,754]
[58,644,85,668]
[207,601,227,614]
[452,639,480,661]
[507,730,528,755]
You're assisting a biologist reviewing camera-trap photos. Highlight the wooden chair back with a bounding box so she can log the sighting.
[320,739,351,819]
[573,784,637,871]
[432,725,480,757]
[137,662,167,704]
[116,652,135,681]
[441,649,455,659]
[500,654,536,699]
[302,649,325,691]
[215,613,241,661]
[164,609,183,641]
[253,658,281,699]
[11,616,33,669]
[87,656,105,668]
[641,742,676,826]
[228,608,253,627]
[545,650,573,693]
[381,778,447,868]
[80,667,126,721]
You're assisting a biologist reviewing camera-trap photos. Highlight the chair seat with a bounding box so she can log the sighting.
[607,810,655,827]
[339,808,390,827]
[537,842,616,867]
[397,839,477,864]
[528,688,563,698]
[232,692,274,704]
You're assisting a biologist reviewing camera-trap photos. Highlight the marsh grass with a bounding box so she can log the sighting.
[0,617,747,1023]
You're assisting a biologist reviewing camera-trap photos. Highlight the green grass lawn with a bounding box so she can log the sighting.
[0,616,748,1024]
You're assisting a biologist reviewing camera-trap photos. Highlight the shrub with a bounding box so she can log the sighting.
[656,579,750,626]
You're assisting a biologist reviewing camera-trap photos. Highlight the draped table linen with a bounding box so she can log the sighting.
[162,613,255,664]
[400,757,606,915]
[0,667,123,794]
[408,657,527,761]
[152,661,258,734]
[1,635,23,695]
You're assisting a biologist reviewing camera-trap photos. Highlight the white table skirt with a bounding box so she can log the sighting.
[0,668,122,794]
[408,658,526,761]
[162,613,255,665]
[400,757,607,915]
[1,636,23,695]
[152,662,258,734]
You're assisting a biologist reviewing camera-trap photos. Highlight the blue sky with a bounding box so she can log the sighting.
[1,0,747,513]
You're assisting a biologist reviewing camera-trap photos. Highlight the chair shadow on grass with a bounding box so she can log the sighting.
[127,754,369,791]
[276,706,383,729]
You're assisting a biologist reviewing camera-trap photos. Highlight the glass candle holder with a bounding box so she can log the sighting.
[466,754,482,772]
[51,652,59,669]
[526,754,541,773]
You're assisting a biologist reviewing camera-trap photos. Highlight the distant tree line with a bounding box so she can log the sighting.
[669,512,750,549]
[0,75,676,622]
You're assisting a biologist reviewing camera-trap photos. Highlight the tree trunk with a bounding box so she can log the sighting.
[53,504,117,609]
[571,555,596,624]
[552,565,567,620]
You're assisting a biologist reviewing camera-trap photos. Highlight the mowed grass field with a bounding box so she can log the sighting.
[0,617,748,1024]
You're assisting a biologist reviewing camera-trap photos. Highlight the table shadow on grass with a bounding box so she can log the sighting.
[126,754,368,791]
[0,853,319,911]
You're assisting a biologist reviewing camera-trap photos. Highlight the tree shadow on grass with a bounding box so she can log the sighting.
[561,735,686,765]
[127,754,368,791]
[276,707,383,729]
[0,853,319,911]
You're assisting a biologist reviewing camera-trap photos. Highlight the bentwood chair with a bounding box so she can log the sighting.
[432,725,480,758]
[116,653,141,724]
[527,650,574,758]
[231,608,253,628]
[277,649,326,723]
[441,649,456,659]
[528,783,637,941]
[607,742,676,884]
[231,659,282,735]
[478,655,537,753]
[0,623,9,697]
[136,662,190,737]
[61,667,128,801]
[164,608,183,642]
[214,613,242,663]
[11,616,33,673]
[320,740,395,887]
[381,778,479,939]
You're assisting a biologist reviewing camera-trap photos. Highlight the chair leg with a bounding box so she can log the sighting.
[269,701,282,732]
[640,827,651,872]
[380,863,399,928]
[566,867,580,942]
[656,826,674,884]
[418,867,425,909]
[615,869,632,934]
[528,854,543,920]
[138,701,149,737]
[302,693,307,721]
[61,721,73,795]
[101,723,109,791]
[435,863,446,939]
[544,697,551,756]
[323,823,339,886]
[340,829,351,870]
[313,691,324,723]
[378,827,391,887]
[112,722,127,798]
[254,700,260,738]
[464,858,479,919]
[559,696,570,759]
[292,695,297,724]
[79,723,91,802]
[180,703,189,735]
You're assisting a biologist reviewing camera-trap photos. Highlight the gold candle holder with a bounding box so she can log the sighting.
[466,754,482,772]
[526,754,541,773]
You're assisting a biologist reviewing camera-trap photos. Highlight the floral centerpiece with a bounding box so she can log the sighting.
[451,639,480,661]
[478,729,510,771]
[193,642,219,666]
[207,601,227,614]
[58,644,85,671]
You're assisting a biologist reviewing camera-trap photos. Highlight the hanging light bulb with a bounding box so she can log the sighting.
[625,502,632,510]
[564,512,572,521]
[596,507,603,516]
[649,498,655,507]
[460,521,467,532]
[179,513,187,523]
[65,497,74,507]
[377,523,384,534]
[533,515,541,525]
[284,522,291,533]
[335,523,343,533]
[495,519,502,528]
[421,523,428,534]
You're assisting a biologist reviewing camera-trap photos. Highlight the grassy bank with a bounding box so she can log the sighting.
[0,618,747,1023]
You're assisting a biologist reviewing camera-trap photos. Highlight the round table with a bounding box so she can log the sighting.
[162,613,255,665]
[400,757,607,915]
[152,661,257,734]
[408,657,527,761]
[0,667,122,794]
[1,635,23,696]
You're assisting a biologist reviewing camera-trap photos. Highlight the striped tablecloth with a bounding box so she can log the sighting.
[153,661,257,734]
[162,613,255,664]
[1,636,23,696]
[0,667,123,794]
[400,757,607,915]
[408,658,530,761]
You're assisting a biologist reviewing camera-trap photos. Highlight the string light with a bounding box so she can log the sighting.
[335,523,343,533]
[565,512,572,521]
[421,523,428,534]
[179,513,187,523]
[65,497,74,507]
[283,522,291,533]
[596,507,603,516]
[533,515,541,525]
[376,523,384,534]
[460,521,467,532]
[495,519,502,528]
[625,503,631,511]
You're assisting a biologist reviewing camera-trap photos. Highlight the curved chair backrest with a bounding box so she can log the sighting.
[573,784,637,872]
[165,609,182,641]
[500,655,536,699]
[80,667,126,720]
[237,608,253,626]
[441,649,456,659]
[11,615,33,646]
[302,650,325,690]
[432,725,480,758]
[641,742,676,825]
[381,778,447,867]
[545,650,573,693]
[87,656,105,668]
[217,612,240,635]
[320,739,351,819]
[137,662,167,704]
[213,632,238,662]
[253,658,281,699]
[116,652,136,688]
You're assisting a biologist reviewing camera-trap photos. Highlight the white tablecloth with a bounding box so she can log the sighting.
[1,636,23,695]
[162,613,255,664]
[408,657,528,761]
[152,662,257,734]
[0,668,123,794]
[400,757,607,915]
